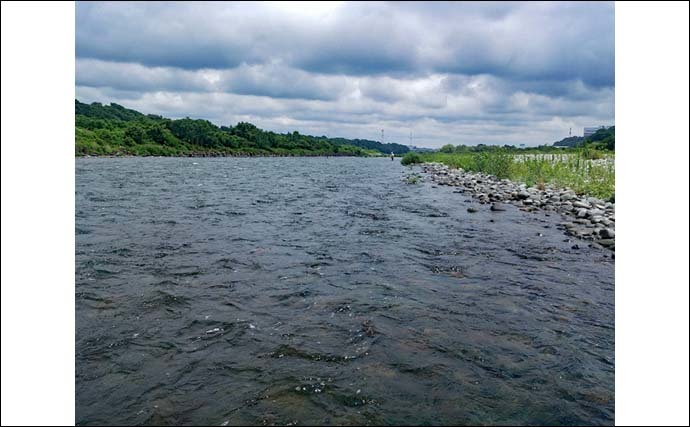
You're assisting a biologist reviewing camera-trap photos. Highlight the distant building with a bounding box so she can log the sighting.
[584,126,607,137]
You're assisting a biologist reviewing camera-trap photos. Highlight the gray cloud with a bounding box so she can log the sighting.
[76,1,615,147]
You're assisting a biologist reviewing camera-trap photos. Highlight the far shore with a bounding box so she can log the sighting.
[76,153,396,159]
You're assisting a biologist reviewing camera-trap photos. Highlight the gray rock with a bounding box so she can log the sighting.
[597,238,615,248]
[517,191,530,200]
[467,207,478,213]
[599,228,615,239]
[590,215,604,223]
[490,203,507,211]
[576,208,589,218]
[573,200,590,209]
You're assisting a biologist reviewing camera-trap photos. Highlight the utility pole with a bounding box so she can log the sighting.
[381,129,384,145]
[569,127,572,137]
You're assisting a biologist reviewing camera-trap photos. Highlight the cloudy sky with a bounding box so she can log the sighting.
[75,1,614,147]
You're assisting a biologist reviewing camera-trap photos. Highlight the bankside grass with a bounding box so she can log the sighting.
[401,152,423,165]
[414,151,615,200]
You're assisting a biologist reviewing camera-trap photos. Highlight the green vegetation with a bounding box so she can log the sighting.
[75,100,409,157]
[400,152,423,165]
[402,128,615,199]
[584,126,615,151]
[552,136,585,147]
[328,138,409,155]
[552,126,615,150]
[407,150,615,200]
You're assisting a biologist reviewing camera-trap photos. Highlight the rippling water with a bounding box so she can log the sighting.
[76,157,614,425]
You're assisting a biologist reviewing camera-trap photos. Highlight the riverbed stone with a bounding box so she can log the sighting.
[599,228,615,239]
[590,215,604,223]
[597,238,615,248]
[517,191,530,200]
[490,203,507,211]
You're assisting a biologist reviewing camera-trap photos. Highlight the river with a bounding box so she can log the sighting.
[76,157,614,425]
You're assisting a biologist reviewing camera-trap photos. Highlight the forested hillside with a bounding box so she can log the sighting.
[75,101,405,157]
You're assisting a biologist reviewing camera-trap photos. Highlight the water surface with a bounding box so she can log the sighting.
[76,157,614,425]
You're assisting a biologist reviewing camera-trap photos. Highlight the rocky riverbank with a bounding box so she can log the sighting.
[416,163,615,252]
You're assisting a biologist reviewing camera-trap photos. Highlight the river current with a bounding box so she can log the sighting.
[76,157,614,425]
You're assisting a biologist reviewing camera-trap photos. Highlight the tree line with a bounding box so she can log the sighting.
[434,126,615,155]
[75,100,409,157]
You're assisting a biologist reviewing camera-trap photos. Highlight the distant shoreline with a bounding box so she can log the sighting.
[76,153,393,159]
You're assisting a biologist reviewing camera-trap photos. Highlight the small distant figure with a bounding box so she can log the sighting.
[390,152,395,161]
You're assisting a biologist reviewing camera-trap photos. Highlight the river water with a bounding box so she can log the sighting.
[76,157,614,425]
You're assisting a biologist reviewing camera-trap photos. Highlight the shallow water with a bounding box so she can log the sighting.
[76,157,614,425]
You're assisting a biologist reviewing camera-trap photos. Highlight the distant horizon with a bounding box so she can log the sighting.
[76,2,614,148]
[77,98,613,148]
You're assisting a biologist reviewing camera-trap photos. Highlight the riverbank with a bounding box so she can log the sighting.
[416,162,615,251]
[403,151,615,201]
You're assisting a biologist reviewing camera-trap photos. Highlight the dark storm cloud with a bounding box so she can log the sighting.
[77,2,613,85]
[75,1,615,147]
